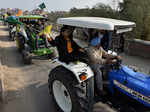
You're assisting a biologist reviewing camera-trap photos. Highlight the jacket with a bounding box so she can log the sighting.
[87,46,114,65]
[51,35,82,63]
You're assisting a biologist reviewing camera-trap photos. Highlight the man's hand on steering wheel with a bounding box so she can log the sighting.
[107,59,117,65]
[115,56,122,61]
[79,48,85,53]
[106,55,122,65]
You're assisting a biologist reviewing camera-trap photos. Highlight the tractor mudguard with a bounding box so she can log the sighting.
[109,66,150,108]
[53,59,94,83]
[11,26,17,33]
[18,25,29,42]
[17,32,23,37]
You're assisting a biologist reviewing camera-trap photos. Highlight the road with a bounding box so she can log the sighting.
[0,23,150,112]
[0,23,58,112]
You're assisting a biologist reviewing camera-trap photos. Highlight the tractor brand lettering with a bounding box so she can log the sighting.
[113,80,150,104]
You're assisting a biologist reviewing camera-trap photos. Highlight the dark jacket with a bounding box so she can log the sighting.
[50,35,82,63]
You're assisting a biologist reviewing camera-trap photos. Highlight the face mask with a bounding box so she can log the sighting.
[99,34,104,39]
[98,34,104,44]
[91,33,104,46]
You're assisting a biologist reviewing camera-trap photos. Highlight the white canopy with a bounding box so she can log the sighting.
[57,17,136,33]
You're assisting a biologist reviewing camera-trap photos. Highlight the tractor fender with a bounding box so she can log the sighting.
[17,32,28,42]
[11,26,16,33]
[53,59,94,84]
[17,25,29,42]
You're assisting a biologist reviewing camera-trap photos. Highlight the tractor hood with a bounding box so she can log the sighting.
[122,66,150,83]
[121,66,150,95]
[110,66,150,107]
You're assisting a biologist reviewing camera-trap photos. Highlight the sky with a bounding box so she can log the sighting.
[0,0,122,11]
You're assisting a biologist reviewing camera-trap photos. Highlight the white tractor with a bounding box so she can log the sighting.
[48,17,136,112]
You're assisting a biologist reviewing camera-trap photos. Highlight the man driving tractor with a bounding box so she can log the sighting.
[87,29,121,95]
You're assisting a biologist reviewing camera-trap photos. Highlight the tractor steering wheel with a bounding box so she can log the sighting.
[111,57,122,70]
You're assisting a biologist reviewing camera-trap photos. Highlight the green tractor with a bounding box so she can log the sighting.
[0,15,21,41]
[0,13,8,25]
[7,16,22,41]
[16,15,56,64]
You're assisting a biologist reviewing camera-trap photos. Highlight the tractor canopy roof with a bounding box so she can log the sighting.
[4,16,22,25]
[18,15,45,19]
[57,17,136,34]
[18,15,47,24]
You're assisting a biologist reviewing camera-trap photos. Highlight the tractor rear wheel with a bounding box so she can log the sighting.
[9,31,16,41]
[16,36,25,53]
[48,66,94,112]
[22,50,32,65]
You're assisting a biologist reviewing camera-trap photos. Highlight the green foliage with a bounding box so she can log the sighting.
[47,1,150,41]
[120,0,150,40]
[47,3,119,23]
[47,11,66,23]
[68,3,120,19]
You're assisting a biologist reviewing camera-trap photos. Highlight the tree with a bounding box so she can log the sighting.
[120,0,150,40]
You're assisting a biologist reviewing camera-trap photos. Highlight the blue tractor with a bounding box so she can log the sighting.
[48,17,150,112]
[108,62,150,110]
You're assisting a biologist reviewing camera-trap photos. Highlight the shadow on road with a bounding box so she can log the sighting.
[0,35,10,42]
[23,82,57,112]
[0,27,8,32]
[0,46,24,68]
[1,82,58,112]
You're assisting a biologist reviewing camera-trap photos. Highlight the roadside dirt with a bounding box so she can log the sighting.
[0,25,25,101]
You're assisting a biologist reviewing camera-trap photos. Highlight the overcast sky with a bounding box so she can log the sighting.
[0,0,122,11]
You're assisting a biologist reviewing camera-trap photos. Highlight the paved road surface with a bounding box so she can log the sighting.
[0,23,58,112]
